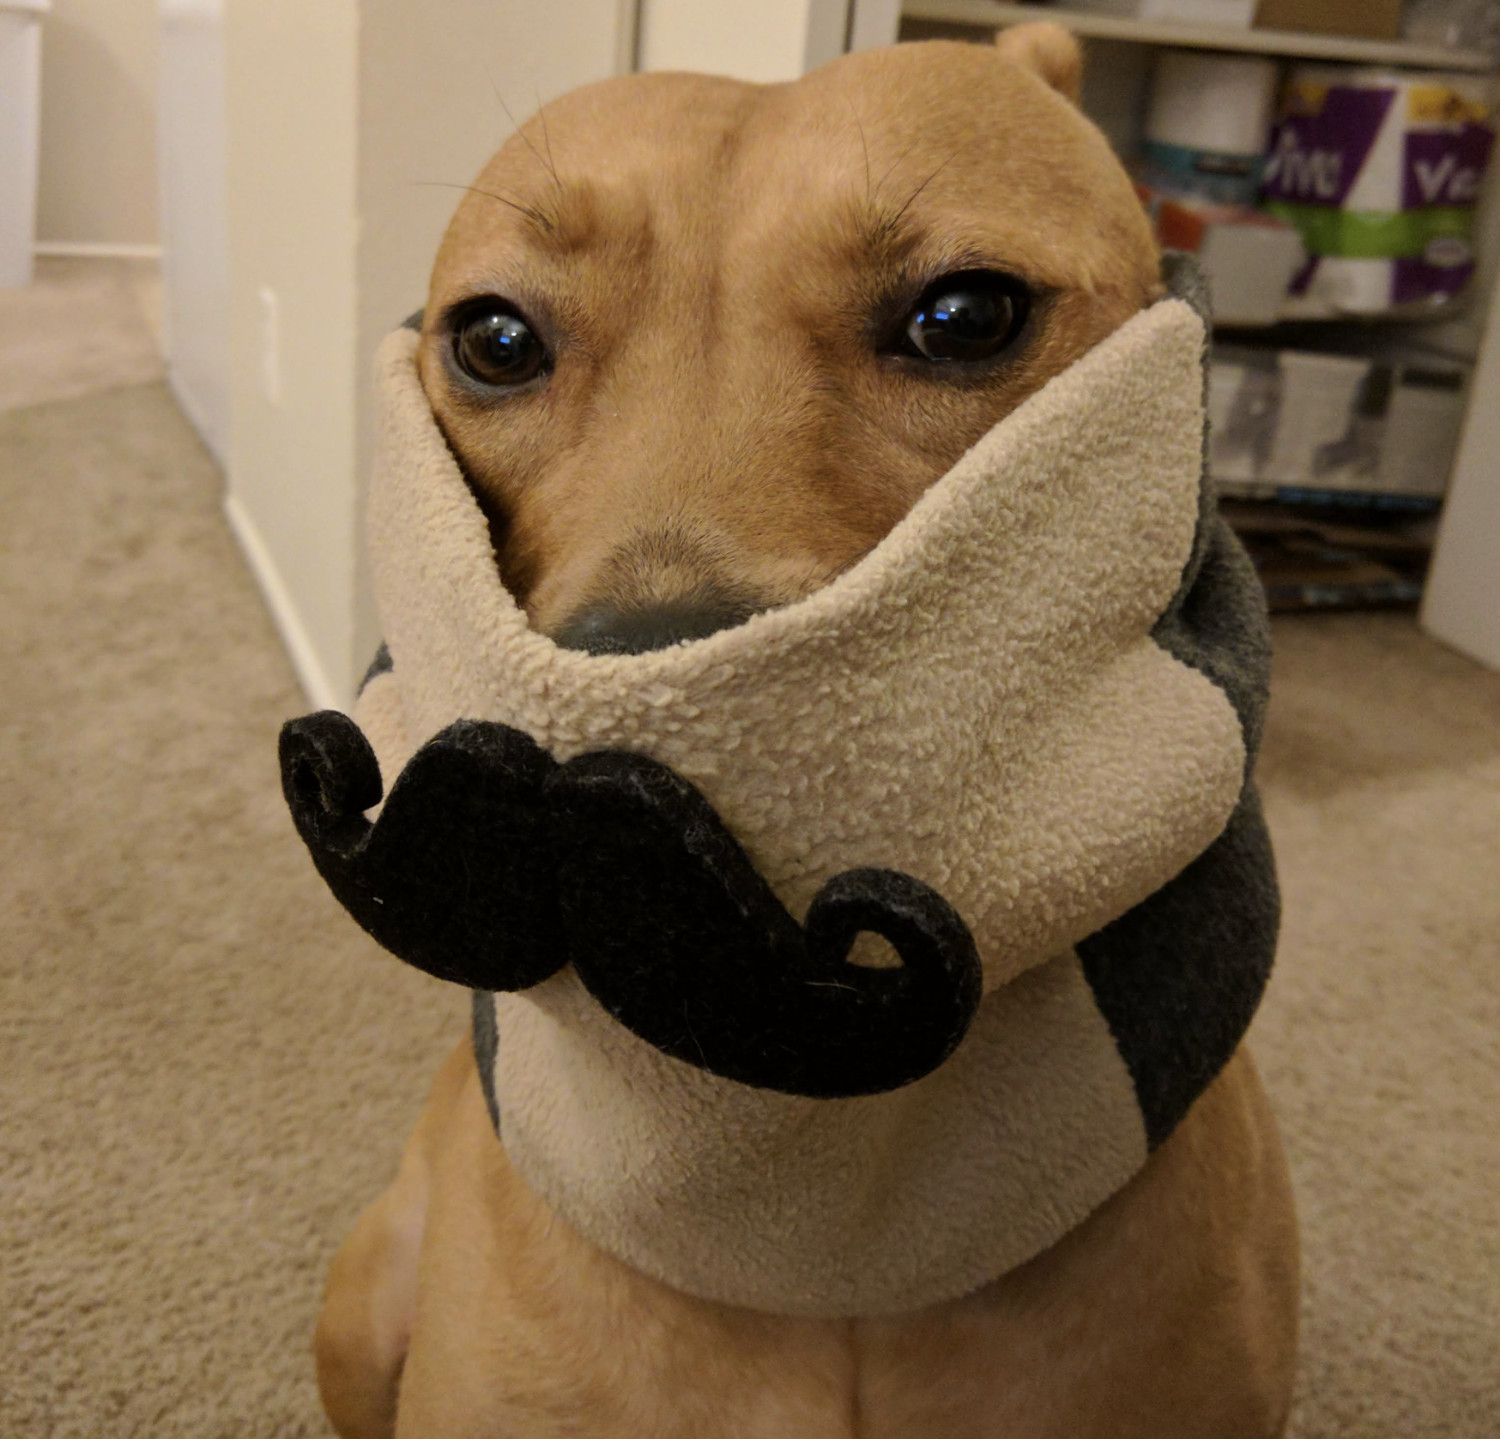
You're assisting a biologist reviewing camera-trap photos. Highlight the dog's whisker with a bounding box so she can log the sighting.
[869,141,972,246]
[831,542,878,580]
[489,75,565,200]
[842,96,874,213]
[872,135,927,209]
[534,89,564,196]
[412,180,557,237]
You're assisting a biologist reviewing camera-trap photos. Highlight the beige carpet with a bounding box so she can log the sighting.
[1250,617,1500,1436]
[0,258,164,415]
[1,280,1497,1436]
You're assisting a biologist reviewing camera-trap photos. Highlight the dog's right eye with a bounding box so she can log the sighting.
[892,271,1031,365]
[451,303,549,388]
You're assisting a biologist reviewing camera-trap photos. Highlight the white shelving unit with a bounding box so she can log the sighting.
[903,0,1495,70]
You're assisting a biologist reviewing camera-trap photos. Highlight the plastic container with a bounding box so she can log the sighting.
[0,0,50,288]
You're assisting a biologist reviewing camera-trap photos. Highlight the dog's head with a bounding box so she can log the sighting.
[418,27,1159,653]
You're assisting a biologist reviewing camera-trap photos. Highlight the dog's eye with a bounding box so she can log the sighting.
[451,303,548,387]
[898,271,1030,363]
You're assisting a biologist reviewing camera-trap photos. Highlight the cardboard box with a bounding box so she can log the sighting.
[1254,0,1401,40]
[1140,187,1307,325]
[1209,342,1469,499]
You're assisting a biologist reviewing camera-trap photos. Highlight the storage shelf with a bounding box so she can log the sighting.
[1218,484,1443,513]
[903,1,1498,71]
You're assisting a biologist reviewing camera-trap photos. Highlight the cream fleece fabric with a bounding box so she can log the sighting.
[351,291,1251,1315]
[367,299,1241,989]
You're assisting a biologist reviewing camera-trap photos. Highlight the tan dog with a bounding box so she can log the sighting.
[314,28,1299,1438]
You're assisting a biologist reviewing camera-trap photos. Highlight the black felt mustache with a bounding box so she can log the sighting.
[279,711,982,1099]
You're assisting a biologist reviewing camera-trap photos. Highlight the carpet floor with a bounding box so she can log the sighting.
[1,374,1497,1432]
[0,258,163,416]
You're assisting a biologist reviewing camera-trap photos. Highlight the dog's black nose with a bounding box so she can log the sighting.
[554,601,754,656]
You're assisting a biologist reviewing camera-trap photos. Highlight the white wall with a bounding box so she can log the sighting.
[37,0,159,248]
[350,0,634,676]
[224,0,361,709]
[1422,264,1500,670]
[639,0,850,81]
[223,0,633,709]
[159,0,229,463]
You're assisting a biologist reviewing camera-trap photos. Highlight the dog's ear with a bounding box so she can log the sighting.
[994,22,1083,106]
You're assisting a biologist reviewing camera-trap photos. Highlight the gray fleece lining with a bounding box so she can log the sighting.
[1150,251,1270,762]
[1091,253,1277,1148]
[472,988,501,1132]
[359,642,393,695]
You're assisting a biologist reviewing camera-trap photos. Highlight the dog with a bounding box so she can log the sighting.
[312,27,1299,1438]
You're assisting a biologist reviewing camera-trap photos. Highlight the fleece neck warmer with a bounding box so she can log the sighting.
[280,256,1278,1318]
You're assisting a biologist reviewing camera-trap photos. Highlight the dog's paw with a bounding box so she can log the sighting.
[548,751,983,1098]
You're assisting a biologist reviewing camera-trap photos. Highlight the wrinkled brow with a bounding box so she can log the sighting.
[493,176,657,263]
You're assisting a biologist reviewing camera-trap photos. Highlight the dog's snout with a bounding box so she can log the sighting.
[554,601,754,656]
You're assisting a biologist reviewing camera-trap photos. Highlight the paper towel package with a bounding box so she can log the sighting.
[1141,51,1280,206]
[1264,67,1496,315]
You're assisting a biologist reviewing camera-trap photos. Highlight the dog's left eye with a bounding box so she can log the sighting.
[896,271,1030,364]
[451,303,549,387]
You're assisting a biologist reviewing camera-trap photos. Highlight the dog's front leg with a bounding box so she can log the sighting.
[315,1038,468,1438]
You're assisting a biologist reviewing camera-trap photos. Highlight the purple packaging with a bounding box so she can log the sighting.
[1262,69,1496,314]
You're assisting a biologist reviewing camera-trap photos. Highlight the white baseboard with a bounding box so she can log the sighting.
[166,366,228,470]
[33,241,164,261]
[223,492,348,713]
